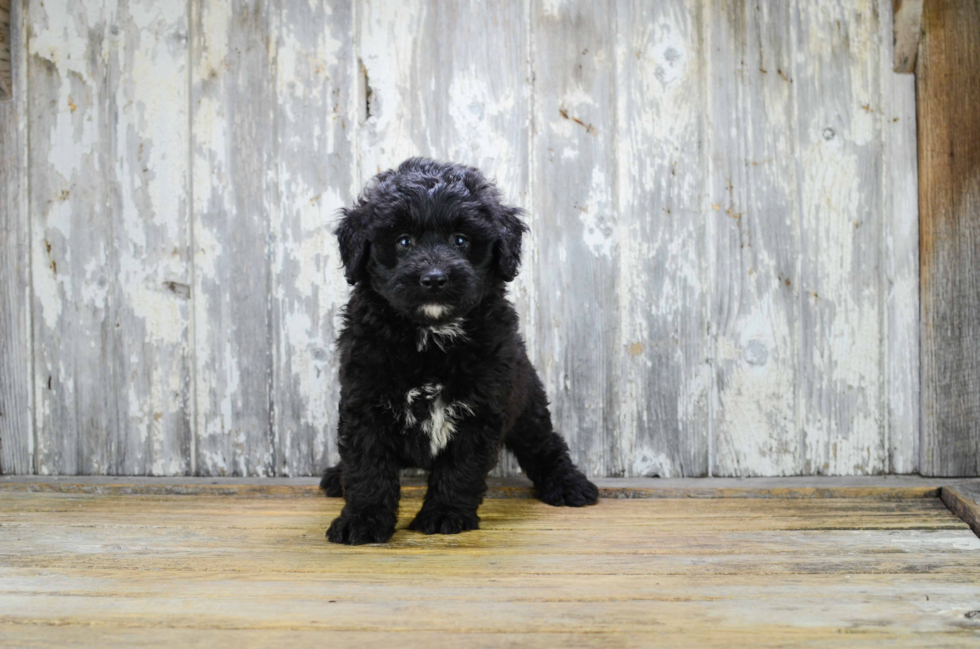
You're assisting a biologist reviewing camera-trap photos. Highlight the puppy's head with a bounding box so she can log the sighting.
[336,158,527,323]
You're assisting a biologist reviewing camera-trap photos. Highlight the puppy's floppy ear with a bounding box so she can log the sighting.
[335,206,370,285]
[494,205,529,282]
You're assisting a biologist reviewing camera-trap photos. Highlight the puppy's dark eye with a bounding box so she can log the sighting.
[397,235,413,249]
[452,234,469,248]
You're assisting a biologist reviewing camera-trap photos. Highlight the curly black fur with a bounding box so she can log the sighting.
[323,158,598,545]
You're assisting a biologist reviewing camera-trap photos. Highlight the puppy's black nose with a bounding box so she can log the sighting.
[420,270,448,290]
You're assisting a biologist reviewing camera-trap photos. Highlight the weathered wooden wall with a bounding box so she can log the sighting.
[0,0,920,477]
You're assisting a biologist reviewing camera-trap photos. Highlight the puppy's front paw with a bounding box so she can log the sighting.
[408,506,480,535]
[326,511,395,545]
[538,470,599,507]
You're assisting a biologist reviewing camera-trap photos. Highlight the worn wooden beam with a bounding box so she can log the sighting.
[0,475,963,500]
[893,0,924,73]
[881,0,921,474]
[941,482,980,536]
[0,0,10,101]
[191,0,278,476]
[795,0,887,475]
[918,0,980,476]
[0,0,31,474]
[270,0,355,477]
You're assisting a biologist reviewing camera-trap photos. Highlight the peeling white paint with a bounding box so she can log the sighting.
[11,0,919,479]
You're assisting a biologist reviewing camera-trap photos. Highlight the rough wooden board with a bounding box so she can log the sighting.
[794,0,886,475]
[0,0,31,474]
[357,0,531,477]
[191,0,277,476]
[532,0,621,477]
[706,0,800,476]
[28,0,119,474]
[26,0,193,475]
[105,0,193,475]
[941,482,980,537]
[270,0,354,477]
[880,0,921,474]
[0,492,978,646]
[0,0,10,101]
[614,0,709,479]
[918,0,980,476]
[0,629,978,649]
[893,0,923,73]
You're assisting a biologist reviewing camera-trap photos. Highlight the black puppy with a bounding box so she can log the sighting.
[321,158,598,545]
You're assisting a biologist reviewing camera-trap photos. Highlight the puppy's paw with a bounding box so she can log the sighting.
[326,511,394,545]
[538,470,599,507]
[408,506,480,535]
[319,464,344,498]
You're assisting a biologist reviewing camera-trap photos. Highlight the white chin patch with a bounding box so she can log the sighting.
[420,304,449,319]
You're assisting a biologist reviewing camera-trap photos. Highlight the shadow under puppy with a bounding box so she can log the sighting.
[322,158,598,545]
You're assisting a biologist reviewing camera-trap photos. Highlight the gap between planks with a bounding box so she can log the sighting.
[0,475,965,499]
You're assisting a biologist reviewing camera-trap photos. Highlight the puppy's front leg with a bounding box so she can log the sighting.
[408,425,499,535]
[326,431,400,545]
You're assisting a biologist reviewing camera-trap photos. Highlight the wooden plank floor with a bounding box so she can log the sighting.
[1,481,979,647]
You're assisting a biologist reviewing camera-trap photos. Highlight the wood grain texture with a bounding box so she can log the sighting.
[707,0,801,476]
[105,1,193,475]
[29,0,119,474]
[27,0,192,475]
[532,0,619,477]
[893,0,923,73]
[191,0,277,476]
[0,0,31,474]
[918,0,980,477]
[614,0,709,478]
[881,0,920,474]
[0,475,958,499]
[795,0,886,475]
[0,490,978,646]
[941,482,980,537]
[0,0,10,101]
[271,0,354,477]
[2,1,926,478]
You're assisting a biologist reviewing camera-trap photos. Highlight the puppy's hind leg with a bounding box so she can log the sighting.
[505,380,599,507]
[319,463,344,497]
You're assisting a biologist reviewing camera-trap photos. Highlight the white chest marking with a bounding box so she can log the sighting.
[403,383,474,456]
[416,318,466,352]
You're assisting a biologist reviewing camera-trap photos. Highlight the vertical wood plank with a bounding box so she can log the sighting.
[531,0,617,477]
[29,0,117,475]
[0,0,33,474]
[29,0,193,476]
[271,0,355,476]
[794,0,886,475]
[880,0,919,474]
[105,1,192,475]
[614,0,709,477]
[191,0,276,476]
[918,0,980,476]
[358,0,531,476]
[706,0,802,476]
[0,0,11,99]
